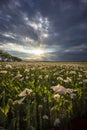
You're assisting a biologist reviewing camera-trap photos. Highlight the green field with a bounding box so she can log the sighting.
[0,62,87,130]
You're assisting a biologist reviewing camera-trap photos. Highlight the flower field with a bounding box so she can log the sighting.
[0,62,87,130]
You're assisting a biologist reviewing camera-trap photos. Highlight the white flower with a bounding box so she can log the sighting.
[54,94,60,99]
[66,88,77,94]
[13,97,26,105]
[70,93,76,99]
[15,71,22,78]
[45,75,49,79]
[83,79,87,83]
[51,84,66,95]
[5,64,12,69]
[78,74,82,78]
[54,118,60,126]
[79,81,83,84]
[38,75,43,79]
[56,88,66,95]
[18,97,26,104]
[70,71,76,75]
[31,74,34,77]
[25,68,29,72]
[42,115,49,120]
[0,70,7,74]
[57,77,63,81]
[25,76,28,80]
[19,88,32,97]
[63,77,72,83]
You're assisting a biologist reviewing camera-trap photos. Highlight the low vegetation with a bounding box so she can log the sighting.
[0,62,87,130]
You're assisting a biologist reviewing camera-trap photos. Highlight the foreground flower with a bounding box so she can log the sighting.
[13,97,26,105]
[57,77,63,81]
[54,94,60,99]
[19,88,32,97]
[45,75,49,79]
[70,93,77,99]
[24,68,29,72]
[66,88,77,94]
[5,64,12,69]
[42,115,49,120]
[51,84,66,95]
[18,97,26,104]
[83,79,87,83]
[15,71,22,78]
[70,71,76,75]
[0,70,7,74]
[63,77,72,83]
[54,118,60,127]
[51,84,77,97]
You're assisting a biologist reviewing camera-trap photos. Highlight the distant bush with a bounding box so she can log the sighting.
[0,50,22,62]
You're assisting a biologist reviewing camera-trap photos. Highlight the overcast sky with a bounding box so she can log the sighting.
[0,0,87,61]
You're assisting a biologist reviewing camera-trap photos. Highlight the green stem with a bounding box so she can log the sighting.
[16,110,19,130]
[3,89,5,129]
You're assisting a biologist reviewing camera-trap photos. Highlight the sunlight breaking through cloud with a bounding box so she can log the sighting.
[0,0,87,61]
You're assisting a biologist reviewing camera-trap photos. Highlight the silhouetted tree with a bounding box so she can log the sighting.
[0,50,22,62]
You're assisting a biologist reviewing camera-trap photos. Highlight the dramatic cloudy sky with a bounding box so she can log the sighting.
[0,0,87,61]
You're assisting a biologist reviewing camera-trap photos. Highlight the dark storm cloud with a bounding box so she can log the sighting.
[0,0,87,61]
[0,0,39,43]
[7,50,31,59]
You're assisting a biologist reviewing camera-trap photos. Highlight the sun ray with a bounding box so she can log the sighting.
[31,49,44,56]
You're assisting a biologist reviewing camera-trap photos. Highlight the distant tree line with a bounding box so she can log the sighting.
[0,50,22,62]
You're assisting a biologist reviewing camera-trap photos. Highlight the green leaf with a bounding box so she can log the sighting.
[0,104,10,115]
[0,107,6,124]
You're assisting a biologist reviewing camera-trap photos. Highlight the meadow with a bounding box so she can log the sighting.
[0,62,87,130]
